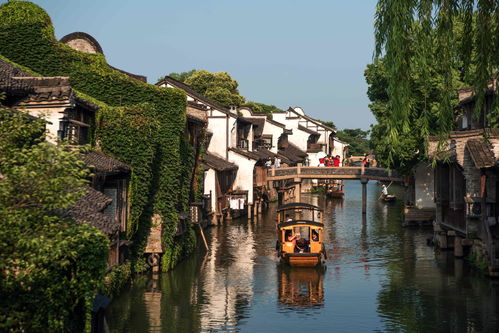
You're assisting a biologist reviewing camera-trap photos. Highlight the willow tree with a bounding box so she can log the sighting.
[374,0,498,167]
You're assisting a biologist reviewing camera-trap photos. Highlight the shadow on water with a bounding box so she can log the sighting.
[106,181,499,333]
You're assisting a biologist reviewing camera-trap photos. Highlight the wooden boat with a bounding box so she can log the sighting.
[380,194,396,202]
[276,202,323,224]
[276,203,326,267]
[326,182,344,198]
[276,220,327,267]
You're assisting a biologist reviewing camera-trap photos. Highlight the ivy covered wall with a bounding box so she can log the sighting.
[0,1,198,270]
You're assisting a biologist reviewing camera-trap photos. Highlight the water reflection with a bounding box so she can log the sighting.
[278,266,324,309]
[198,223,255,332]
[106,182,499,333]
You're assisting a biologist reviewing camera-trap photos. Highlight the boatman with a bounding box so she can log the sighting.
[381,184,388,197]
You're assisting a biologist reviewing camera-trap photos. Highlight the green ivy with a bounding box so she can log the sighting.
[101,262,132,297]
[0,0,199,268]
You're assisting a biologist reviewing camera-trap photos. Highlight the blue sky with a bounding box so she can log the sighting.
[29,0,377,130]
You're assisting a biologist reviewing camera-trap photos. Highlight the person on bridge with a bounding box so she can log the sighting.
[363,154,370,168]
[334,155,341,167]
[326,155,333,167]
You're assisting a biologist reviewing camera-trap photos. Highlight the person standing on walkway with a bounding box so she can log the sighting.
[274,156,281,168]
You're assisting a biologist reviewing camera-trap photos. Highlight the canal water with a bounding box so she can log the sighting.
[106,182,499,332]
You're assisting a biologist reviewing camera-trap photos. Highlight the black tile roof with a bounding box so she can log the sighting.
[278,143,308,164]
[466,139,496,168]
[202,152,238,171]
[83,150,131,175]
[240,117,265,136]
[298,125,320,136]
[62,186,119,235]
[157,76,235,116]
[230,147,277,161]
[0,58,33,94]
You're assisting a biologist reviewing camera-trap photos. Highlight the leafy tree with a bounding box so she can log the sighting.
[168,69,284,113]
[365,56,464,173]
[183,70,245,108]
[318,119,337,130]
[336,128,370,156]
[373,0,498,166]
[168,69,197,82]
[0,110,108,332]
[242,101,282,118]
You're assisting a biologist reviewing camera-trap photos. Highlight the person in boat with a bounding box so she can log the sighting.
[381,184,388,197]
[286,230,299,248]
[285,214,293,222]
[312,230,319,242]
[295,237,309,253]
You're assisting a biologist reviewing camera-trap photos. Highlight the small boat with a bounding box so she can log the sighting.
[276,202,323,224]
[326,182,344,199]
[380,194,396,202]
[276,203,327,267]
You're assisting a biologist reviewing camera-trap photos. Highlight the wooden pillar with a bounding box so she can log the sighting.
[295,178,302,203]
[247,203,253,220]
[361,177,368,215]
[454,236,463,257]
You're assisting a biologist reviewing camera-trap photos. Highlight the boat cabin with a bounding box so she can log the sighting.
[277,202,323,224]
[277,220,326,267]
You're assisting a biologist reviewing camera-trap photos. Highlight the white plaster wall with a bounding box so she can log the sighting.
[203,169,217,212]
[288,126,310,152]
[26,106,65,144]
[261,120,284,153]
[332,139,348,163]
[238,108,252,117]
[207,117,228,157]
[228,151,256,204]
[271,112,287,124]
[414,163,436,209]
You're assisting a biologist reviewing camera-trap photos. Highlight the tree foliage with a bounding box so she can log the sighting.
[0,1,197,276]
[0,110,108,332]
[184,70,245,108]
[318,119,336,130]
[168,69,197,83]
[168,69,284,115]
[336,128,370,156]
[242,101,282,118]
[374,0,498,167]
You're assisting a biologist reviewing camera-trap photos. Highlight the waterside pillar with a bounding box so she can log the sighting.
[361,177,368,215]
[247,203,253,220]
[294,178,302,203]
[454,236,464,257]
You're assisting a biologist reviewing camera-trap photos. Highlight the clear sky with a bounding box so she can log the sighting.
[27,0,377,130]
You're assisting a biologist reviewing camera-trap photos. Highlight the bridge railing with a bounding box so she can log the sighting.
[268,165,399,180]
